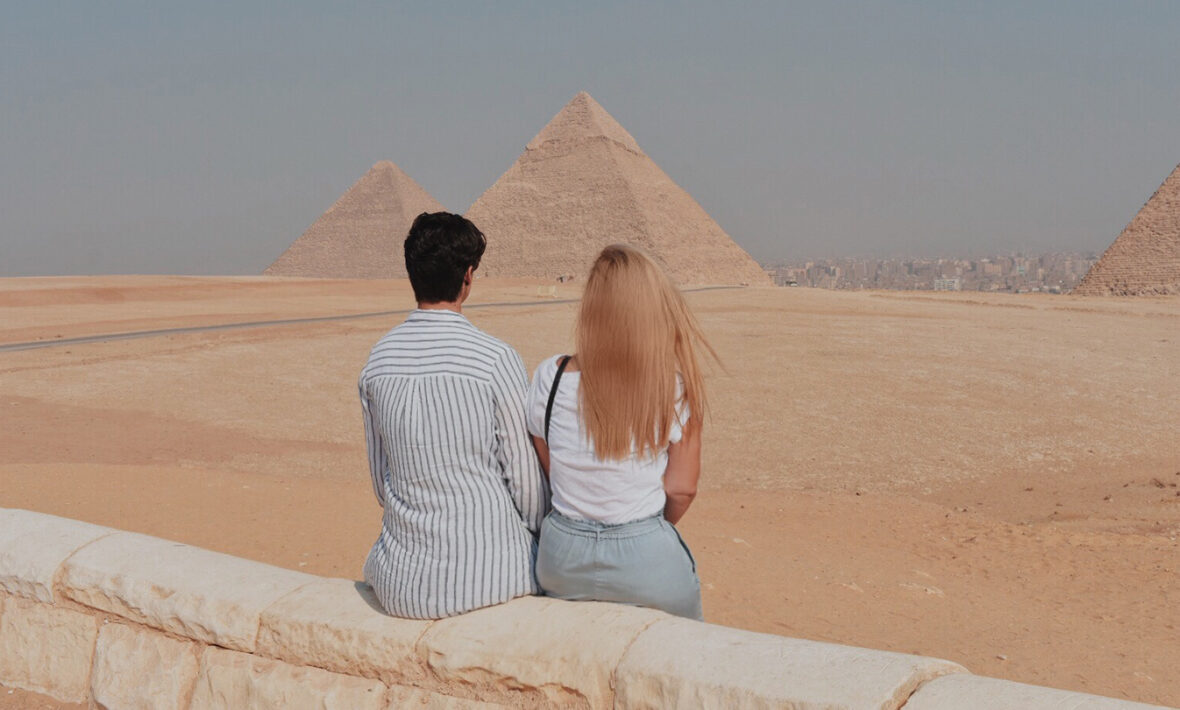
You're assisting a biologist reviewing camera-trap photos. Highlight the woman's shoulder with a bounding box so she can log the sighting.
[531,353,570,380]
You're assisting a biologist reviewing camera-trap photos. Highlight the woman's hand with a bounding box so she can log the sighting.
[663,419,701,524]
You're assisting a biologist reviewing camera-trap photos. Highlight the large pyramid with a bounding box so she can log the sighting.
[1074,163,1180,296]
[265,161,445,278]
[465,92,769,285]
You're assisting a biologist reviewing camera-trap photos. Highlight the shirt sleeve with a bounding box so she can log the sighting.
[358,376,388,507]
[491,348,551,533]
[525,356,556,439]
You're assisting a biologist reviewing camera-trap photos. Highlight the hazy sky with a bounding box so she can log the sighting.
[3,2,1178,276]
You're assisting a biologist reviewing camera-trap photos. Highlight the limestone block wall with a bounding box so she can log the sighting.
[0,508,1172,710]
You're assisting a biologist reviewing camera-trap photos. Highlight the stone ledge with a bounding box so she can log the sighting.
[189,646,387,710]
[0,508,115,603]
[416,595,664,709]
[60,531,315,652]
[0,595,98,703]
[386,686,511,708]
[257,577,431,684]
[2,508,1175,710]
[613,616,965,709]
[904,674,1172,710]
[91,622,201,710]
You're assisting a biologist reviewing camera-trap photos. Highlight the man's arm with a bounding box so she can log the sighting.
[358,377,388,508]
[491,349,550,534]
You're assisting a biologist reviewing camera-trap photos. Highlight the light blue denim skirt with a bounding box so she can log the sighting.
[536,510,703,620]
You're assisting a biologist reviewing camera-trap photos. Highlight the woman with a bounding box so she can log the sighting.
[525,244,715,619]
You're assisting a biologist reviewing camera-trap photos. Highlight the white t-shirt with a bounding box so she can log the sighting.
[525,355,688,525]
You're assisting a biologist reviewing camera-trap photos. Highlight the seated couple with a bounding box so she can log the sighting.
[359,212,712,621]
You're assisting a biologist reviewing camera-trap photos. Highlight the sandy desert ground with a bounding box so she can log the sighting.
[1,276,1178,707]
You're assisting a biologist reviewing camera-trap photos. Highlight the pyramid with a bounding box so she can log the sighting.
[265,161,445,278]
[464,92,769,285]
[1074,163,1180,296]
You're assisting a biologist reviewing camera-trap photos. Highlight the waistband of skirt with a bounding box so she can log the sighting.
[546,509,665,538]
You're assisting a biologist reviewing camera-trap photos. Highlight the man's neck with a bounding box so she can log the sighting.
[417,301,463,314]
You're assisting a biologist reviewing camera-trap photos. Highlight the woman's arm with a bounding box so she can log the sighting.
[663,419,701,524]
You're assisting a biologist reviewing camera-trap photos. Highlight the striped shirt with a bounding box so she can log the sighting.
[359,309,549,618]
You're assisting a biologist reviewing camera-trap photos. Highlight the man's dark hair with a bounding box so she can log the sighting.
[404,212,487,303]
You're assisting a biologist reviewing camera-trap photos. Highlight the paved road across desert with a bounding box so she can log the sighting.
[0,285,735,353]
[2,276,1177,706]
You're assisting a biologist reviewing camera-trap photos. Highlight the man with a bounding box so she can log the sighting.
[360,212,549,618]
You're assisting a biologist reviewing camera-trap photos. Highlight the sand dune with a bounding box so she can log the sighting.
[1,277,1177,705]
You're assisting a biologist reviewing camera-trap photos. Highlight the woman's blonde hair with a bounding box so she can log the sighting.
[575,244,716,460]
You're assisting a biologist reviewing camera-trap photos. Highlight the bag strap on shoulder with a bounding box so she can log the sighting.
[544,355,572,445]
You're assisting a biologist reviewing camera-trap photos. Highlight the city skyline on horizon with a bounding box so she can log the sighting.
[761,246,1102,264]
[767,251,1096,294]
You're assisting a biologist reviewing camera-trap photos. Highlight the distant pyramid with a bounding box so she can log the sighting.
[265,161,445,278]
[1075,163,1180,296]
[465,92,769,285]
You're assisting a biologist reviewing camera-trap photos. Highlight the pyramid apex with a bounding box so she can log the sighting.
[364,160,423,189]
[369,160,410,176]
[526,92,642,155]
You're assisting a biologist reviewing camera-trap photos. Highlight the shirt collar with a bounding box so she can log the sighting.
[406,308,470,323]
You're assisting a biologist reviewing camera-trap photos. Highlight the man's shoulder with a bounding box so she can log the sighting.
[465,324,520,363]
[362,324,405,362]
[360,318,521,382]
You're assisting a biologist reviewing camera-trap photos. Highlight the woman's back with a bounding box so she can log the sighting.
[526,354,687,524]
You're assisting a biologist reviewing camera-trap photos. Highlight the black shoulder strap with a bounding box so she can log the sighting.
[544,355,572,444]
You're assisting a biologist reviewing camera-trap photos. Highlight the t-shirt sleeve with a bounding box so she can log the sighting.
[525,356,557,439]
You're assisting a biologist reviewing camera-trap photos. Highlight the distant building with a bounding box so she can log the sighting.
[763,252,1095,292]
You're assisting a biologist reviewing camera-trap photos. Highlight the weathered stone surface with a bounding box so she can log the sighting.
[0,596,98,703]
[614,617,966,709]
[417,596,664,708]
[60,531,315,652]
[189,647,387,710]
[905,674,1171,710]
[91,622,200,710]
[0,507,114,603]
[257,578,430,683]
[386,686,509,709]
